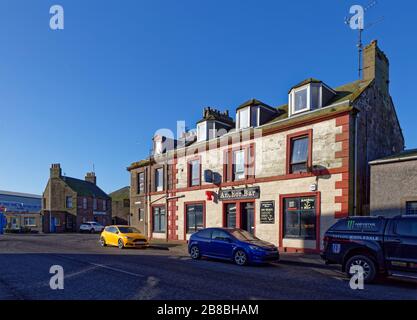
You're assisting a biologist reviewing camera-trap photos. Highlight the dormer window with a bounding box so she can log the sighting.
[293,88,308,113]
[288,79,336,117]
[196,108,234,142]
[237,107,250,129]
[236,99,278,130]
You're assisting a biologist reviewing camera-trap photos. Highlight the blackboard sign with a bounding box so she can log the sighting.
[260,201,275,224]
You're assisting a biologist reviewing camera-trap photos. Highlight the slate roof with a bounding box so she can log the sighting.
[128,79,374,171]
[196,107,235,126]
[289,78,323,92]
[236,98,278,112]
[109,186,130,202]
[62,177,110,199]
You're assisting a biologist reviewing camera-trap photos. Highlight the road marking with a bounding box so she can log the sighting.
[54,255,146,278]
[87,262,145,278]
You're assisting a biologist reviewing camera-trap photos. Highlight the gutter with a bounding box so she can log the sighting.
[369,155,417,165]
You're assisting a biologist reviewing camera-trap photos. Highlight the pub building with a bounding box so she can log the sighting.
[128,40,404,252]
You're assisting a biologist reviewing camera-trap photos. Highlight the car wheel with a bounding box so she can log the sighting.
[90,229,95,234]
[118,239,125,249]
[190,245,201,260]
[100,237,107,247]
[346,255,377,283]
[234,250,248,266]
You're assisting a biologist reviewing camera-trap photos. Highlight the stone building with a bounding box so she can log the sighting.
[42,164,112,232]
[0,190,42,233]
[110,186,130,225]
[370,149,417,217]
[128,40,404,252]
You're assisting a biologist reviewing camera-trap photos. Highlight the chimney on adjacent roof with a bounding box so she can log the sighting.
[50,163,62,178]
[363,40,390,96]
[85,172,96,185]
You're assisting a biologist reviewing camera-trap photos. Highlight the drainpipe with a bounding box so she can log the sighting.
[353,113,359,216]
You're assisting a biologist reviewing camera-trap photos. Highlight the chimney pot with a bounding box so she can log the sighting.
[85,172,97,185]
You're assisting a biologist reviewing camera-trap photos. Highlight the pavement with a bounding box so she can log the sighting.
[0,233,416,300]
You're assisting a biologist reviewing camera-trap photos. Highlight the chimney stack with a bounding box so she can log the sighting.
[50,163,62,178]
[363,40,390,96]
[85,172,96,185]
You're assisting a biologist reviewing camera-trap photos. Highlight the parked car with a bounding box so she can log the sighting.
[188,228,279,266]
[79,221,104,233]
[100,225,149,249]
[321,215,417,283]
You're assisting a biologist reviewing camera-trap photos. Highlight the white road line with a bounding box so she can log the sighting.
[55,255,146,278]
[88,262,145,278]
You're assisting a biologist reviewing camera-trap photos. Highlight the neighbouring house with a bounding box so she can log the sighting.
[0,190,42,233]
[42,164,112,233]
[110,186,131,225]
[128,40,404,253]
[370,149,417,217]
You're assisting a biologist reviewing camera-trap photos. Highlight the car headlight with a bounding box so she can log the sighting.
[249,245,264,251]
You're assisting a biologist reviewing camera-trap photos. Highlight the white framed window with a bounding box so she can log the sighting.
[197,122,207,142]
[237,107,250,130]
[83,197,87,209]
[93,198,97,210]
[66,196,73,209]
[233,150,246,180]
[103,200,106,211]
[24,217,36,227]
[291,86,309,115]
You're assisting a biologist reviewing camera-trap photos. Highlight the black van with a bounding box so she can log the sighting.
[321,215,417,283]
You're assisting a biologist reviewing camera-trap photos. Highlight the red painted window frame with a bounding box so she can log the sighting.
[286,129,313,175]
[223,143,255,182]
[183,201,206,240]
[187,155,202,188]
[279,191,321,252]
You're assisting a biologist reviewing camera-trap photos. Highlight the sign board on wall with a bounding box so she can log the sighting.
[218,187,260,201]
[260,201,275,224]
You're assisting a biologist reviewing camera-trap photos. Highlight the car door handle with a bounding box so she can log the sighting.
[386,238,402,243]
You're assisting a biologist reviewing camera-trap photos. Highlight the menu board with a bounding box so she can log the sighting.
[260,201,275,224]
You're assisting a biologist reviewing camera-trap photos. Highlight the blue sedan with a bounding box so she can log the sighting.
[188,228,280,265]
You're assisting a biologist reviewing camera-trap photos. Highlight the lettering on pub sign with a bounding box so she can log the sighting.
[218,187,260,201]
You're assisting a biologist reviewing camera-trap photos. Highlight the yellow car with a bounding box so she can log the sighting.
[100,225,149,249]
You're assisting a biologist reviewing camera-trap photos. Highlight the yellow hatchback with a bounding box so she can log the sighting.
[100,225,149,249]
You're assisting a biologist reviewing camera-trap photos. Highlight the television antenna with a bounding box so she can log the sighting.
[345,1,384,78]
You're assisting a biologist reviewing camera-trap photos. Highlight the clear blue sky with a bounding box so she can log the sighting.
[1,0,416,195]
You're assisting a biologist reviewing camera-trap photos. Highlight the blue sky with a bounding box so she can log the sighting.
[1,0,416,195]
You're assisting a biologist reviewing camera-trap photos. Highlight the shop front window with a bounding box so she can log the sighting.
[283,197,316,240]
[152,206,166,233]
[186,204,204,234]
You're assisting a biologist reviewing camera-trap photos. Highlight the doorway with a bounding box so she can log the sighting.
[223,201,255,234]
[240,202,255,234]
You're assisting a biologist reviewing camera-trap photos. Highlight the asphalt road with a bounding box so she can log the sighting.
[0,234,416,300]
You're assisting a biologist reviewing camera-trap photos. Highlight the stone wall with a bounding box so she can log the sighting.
[370,159,417,217]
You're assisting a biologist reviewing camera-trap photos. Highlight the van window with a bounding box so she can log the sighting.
[395,218,417,237]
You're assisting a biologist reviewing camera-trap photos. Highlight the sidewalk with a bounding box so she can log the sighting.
[148,239,330,269]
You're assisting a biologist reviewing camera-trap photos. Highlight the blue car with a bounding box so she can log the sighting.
[188,228,280,265]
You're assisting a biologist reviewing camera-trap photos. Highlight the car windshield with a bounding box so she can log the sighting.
[118,227,140,234]
[231,229,259,241]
